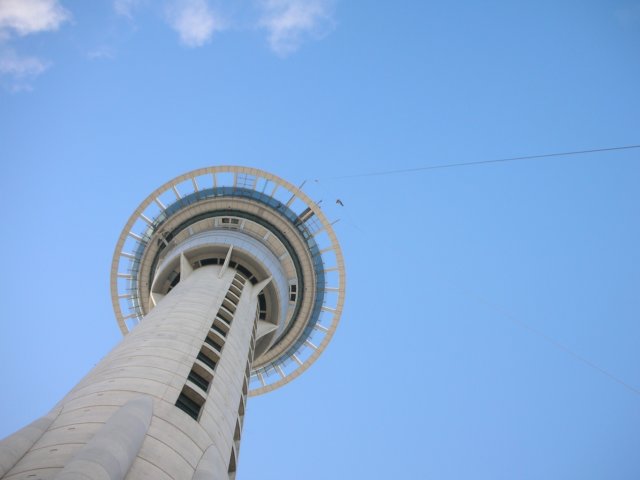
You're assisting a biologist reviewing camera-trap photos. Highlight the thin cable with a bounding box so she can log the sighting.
[319,144,640,181]
[325,206,640,397]
[462,289,640,397]
[311,143,640,396]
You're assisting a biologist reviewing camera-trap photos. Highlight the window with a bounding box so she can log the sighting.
[188,370,210,392]
[197,350,217,370]
[228,447,237,476]
[167,272,180,293]
[236,264,253,280]
[176,392,201,420]
[205,335,222,352]
[222,298,237,313]
[211,322,227,338]
[200,258,221,266]
[258,293,267,311]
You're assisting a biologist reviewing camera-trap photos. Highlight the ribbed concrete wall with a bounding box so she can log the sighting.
[0,265,257,480]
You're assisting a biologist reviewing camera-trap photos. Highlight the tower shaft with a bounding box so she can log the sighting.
[1,265,257,479]
[2,166,346,479]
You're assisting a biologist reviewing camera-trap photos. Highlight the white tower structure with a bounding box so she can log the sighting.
[0,166,345,479]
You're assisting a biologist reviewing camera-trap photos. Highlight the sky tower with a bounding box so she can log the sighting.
[0,166,346,479]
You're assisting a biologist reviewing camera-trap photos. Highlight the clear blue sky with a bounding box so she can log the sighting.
[1,1,639,478]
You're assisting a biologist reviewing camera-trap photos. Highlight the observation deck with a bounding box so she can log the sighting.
[111,166,346,395]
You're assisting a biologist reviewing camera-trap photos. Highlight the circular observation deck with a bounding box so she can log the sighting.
[110,166,345,396]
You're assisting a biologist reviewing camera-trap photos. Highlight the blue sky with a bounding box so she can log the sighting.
[1,1,639,478]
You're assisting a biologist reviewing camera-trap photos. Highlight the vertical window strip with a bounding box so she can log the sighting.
[175,271,247,421]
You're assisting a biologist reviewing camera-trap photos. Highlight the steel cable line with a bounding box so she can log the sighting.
[317,144,640,181]
[462,289,640,397]
[308,143,640,397]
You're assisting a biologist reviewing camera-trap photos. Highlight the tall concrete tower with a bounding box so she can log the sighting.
[0,166,345,479]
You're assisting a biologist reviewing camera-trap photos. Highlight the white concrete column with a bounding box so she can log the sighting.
[1,265,258,480]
